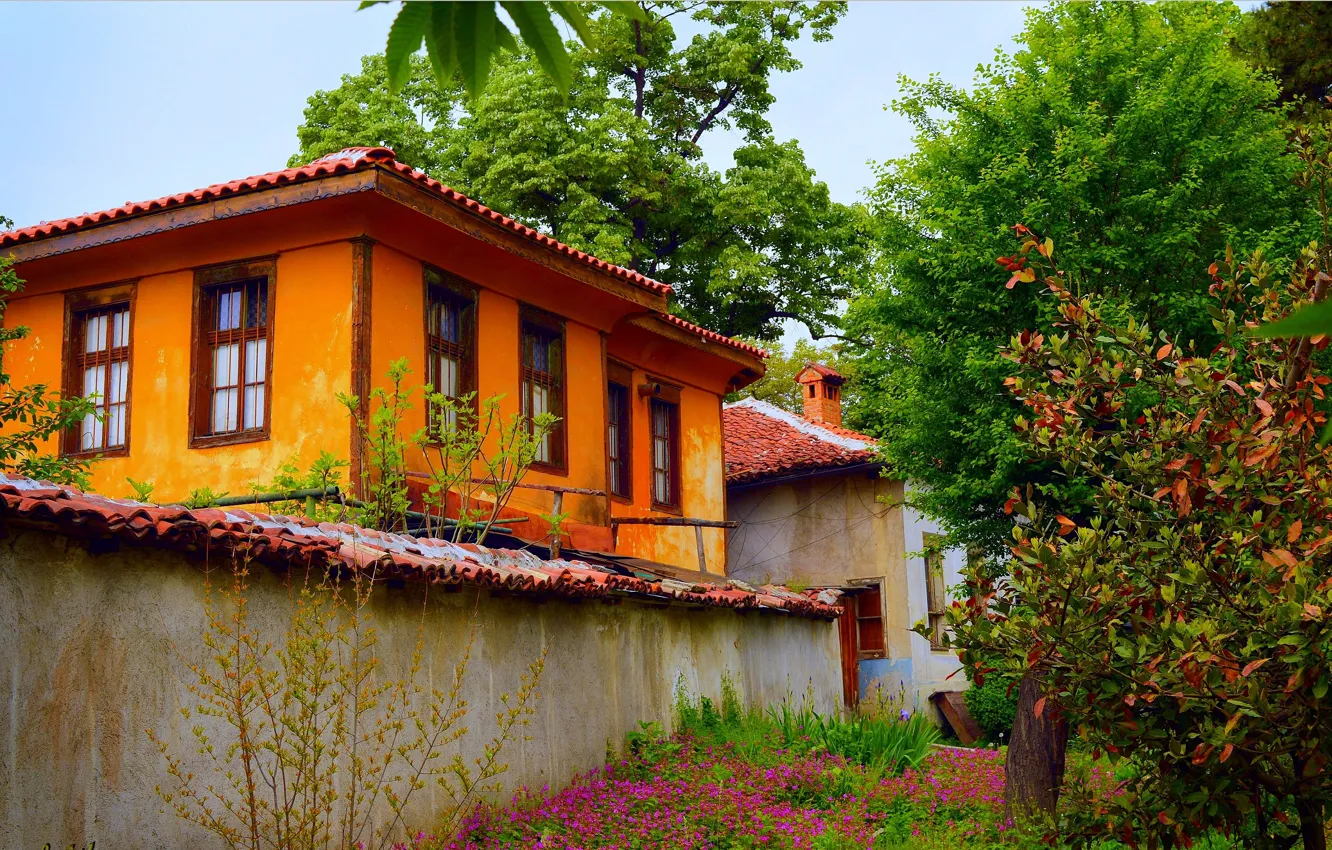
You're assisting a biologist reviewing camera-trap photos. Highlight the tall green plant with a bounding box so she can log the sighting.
[340,358,415,532]
[416,390,556,545]
[341,359,558,543]
[0,256,98,487]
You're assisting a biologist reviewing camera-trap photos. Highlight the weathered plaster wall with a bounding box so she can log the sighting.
[900,489,966,708]
[726,473,905,590]
[0,528,839,850]
[726,474,966,713]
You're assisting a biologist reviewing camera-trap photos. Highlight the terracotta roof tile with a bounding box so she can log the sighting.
[0,474,840,619]
[723,398,878,485]
[0,147,768,360]
[796,362,844,383]
[658,313,767,358]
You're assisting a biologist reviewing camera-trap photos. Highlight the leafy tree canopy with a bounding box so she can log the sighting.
[1236,1,1332,118]
[844,0,1314,557]
[293,1,872,342]
[944,219,1332,848]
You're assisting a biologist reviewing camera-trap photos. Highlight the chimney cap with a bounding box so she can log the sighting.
[794,362,845,386]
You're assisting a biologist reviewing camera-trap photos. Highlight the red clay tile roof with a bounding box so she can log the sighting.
[0,147,767,361]
[0,147,672,299]
[0,473,840,619]
[723,398,878,485]
[658,313,767,358]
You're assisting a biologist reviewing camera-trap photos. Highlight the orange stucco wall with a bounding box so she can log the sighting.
[3,193,746,575]
[3,242,354,502]
[366,242,727,572]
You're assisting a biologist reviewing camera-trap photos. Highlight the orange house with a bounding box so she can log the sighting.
[0,147,764,575]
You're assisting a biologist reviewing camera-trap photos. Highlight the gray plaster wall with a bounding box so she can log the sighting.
[726,474,966,713]
[0,528,840,850]
[726,473,906,590]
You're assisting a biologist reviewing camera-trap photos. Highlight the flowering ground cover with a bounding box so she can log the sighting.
[431,742,1026,849]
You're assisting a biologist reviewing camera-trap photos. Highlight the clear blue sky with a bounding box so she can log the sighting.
[0,1,1034,343]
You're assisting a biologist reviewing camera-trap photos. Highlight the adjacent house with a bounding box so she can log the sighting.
[724,364,968,712]
[0,146,766,576]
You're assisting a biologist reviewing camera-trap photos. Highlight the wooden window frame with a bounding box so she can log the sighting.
[924,532,948,650]
[647,383,682,512]
[423,265,478,432]
[61,282,137,459]
[189,259,277,449]
[606,360,633,502]
[518,304,567,474]
[854,584,886,660]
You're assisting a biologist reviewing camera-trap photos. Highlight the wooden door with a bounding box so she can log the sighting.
[837,597,860,709]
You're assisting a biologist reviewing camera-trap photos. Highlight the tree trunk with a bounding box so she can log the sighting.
[1006,673,1069,818]
[1296,795,1327,850]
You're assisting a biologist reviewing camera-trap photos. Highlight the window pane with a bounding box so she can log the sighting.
[243,385,265,430]
[216,290,241,332]
[244,339,266,385]
[83,364,106,401]
[108,403,125,448]
[245,280,267,329]
[531,335,549,372]
[109,361,128,405]
[85,314,107,354]
[214,343,239,388]
[80,412,99,452]
[112,309,130,349]
[213,388,238,433]
[438,353,458,397]
[437,299,459,343]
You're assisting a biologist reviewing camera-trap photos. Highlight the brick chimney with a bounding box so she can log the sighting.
[794,363,844,427]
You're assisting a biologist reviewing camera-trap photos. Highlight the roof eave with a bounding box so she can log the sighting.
[726,460,885,491]
[0,169,380,264]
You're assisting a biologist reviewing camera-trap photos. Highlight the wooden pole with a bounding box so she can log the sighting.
[694,524,707,573]
[550,490,564,560]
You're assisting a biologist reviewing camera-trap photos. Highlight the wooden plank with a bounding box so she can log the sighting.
[610,517,738,529]
[350,237,374,498]
[930,691,983,745]
[462,477,606,497]
[550,490,564,560]
[837,602,859,709]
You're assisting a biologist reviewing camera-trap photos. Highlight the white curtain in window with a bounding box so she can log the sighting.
[243,338,266,430]
[212,343,239,433]
[81,365,105,450]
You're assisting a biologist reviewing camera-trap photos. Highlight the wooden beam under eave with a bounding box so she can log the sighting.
[624,313,766,376]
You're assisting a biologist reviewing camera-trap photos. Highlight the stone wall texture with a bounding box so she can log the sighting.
[0,528,840,849]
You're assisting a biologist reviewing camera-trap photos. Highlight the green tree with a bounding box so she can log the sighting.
[294,2,871,342]
[943,225,1332,848]
[844,1,1312,558]
[0,255,97,487]
[1237,1,1332,119]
